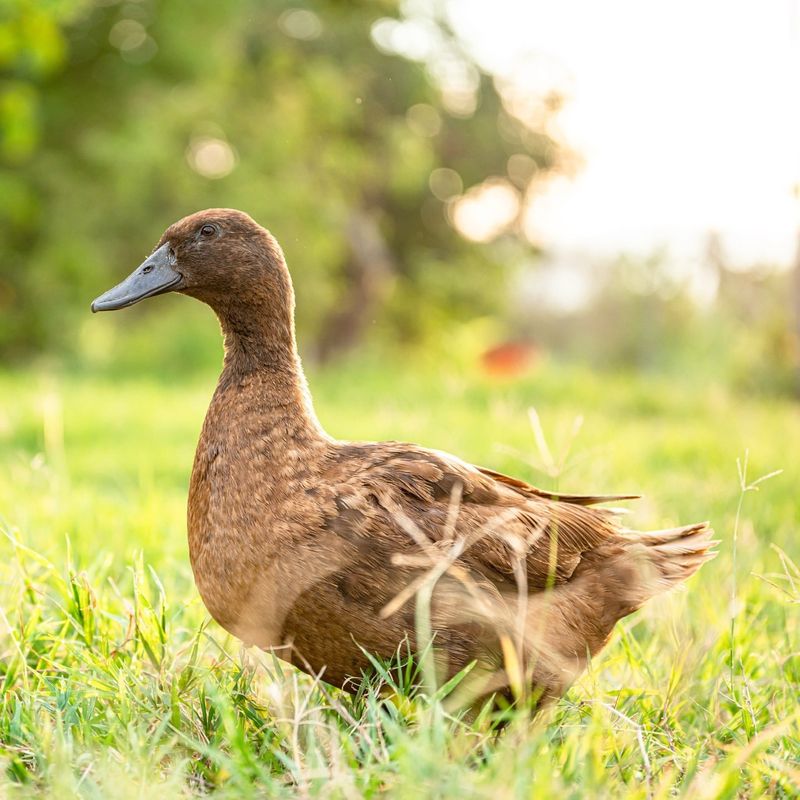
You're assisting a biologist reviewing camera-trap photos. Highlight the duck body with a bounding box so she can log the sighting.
[92,209,715,706]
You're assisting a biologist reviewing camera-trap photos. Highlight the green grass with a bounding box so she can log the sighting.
[0,356,798,797]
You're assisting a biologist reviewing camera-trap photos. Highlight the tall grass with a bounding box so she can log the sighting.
[0,359,798,797]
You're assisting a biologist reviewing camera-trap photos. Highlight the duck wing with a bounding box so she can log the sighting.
[329,443,634,590]
[474,465,639,506]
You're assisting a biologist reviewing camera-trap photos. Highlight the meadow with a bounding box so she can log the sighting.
[0,352,798,798]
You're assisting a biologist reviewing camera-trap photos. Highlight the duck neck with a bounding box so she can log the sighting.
[213,297,325,440]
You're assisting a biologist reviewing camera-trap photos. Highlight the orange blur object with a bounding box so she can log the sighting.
[480,340,538,378]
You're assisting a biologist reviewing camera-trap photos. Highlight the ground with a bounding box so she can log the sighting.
[0,357,798,798]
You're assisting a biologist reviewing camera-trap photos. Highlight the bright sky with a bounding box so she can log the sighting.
[448,0,800,270]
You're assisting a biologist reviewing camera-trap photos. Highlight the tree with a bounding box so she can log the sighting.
[0,0,565,361]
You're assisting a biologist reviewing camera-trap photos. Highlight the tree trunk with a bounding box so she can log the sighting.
[315,209,395,363]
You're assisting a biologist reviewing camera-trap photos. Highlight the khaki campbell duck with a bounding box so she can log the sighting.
[92,209,716,709]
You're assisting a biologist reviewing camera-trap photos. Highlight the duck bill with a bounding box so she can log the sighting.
[91,243,183,312]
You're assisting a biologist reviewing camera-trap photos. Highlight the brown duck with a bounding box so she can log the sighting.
[92,209,715,708]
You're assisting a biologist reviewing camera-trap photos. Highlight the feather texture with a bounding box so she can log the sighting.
[113,209,716,709]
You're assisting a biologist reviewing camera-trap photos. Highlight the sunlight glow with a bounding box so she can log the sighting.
[186,137,237,180]
[450,180,520,242]
[449,0,800,269]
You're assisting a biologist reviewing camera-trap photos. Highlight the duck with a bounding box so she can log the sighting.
[91,208,716,709]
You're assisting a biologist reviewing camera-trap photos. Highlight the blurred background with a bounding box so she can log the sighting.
[1,0,799,394]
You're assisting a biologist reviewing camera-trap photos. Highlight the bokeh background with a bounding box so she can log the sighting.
[2,0,799,391]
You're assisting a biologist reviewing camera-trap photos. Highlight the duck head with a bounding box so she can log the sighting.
[91,208,291,316]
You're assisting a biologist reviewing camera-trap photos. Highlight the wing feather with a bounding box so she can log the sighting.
[475,466,640,506]
[332,444,632,589]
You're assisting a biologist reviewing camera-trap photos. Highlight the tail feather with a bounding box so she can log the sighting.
[649,532,720,555]
[626,520,710,543]
[629,520,717,598]
[498,520,717,704]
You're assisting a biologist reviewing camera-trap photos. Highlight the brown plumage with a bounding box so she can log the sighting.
[92,208,716,709]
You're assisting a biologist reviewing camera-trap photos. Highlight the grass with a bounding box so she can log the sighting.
[0,354,798,797]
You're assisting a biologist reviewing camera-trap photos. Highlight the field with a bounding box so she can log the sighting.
[0,355,798,798]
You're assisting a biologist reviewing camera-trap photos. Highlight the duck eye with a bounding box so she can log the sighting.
[200,224,216,237]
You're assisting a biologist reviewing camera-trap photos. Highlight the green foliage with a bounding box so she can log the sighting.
[0,0,557,359]
[0,358,798,796]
